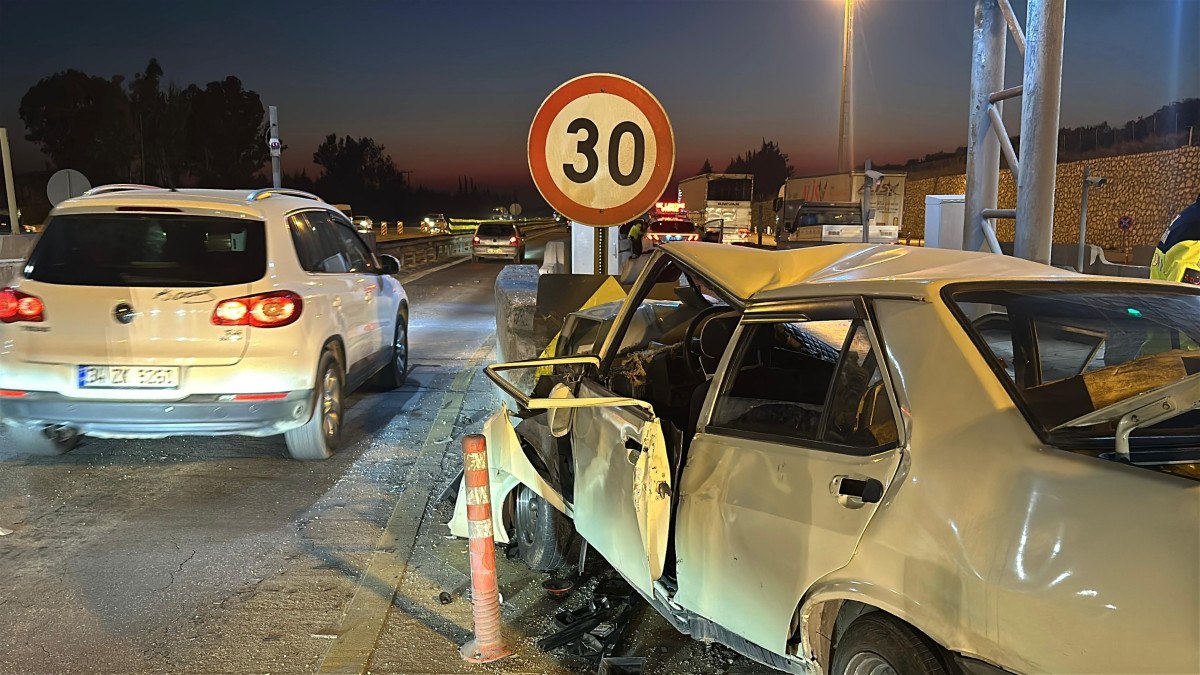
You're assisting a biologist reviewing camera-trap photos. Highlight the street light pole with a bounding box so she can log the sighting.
[837,0,854,174]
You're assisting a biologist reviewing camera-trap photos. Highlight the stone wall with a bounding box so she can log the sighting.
[903,145,1200,249]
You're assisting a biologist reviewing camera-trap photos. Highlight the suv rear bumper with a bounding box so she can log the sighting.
[0,391,313,439]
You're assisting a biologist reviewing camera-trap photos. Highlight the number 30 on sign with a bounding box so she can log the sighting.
[528,74,675,228]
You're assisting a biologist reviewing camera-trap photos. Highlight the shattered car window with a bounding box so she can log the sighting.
[708,318,898,452]
[950,285,1200,443]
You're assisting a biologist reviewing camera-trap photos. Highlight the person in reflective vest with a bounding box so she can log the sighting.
[1151,194,1200,285]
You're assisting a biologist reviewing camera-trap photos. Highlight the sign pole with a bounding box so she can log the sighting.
[268,106,281,189]
[0,129,19,233]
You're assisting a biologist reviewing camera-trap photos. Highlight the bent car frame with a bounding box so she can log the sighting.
[451,242,1200,674]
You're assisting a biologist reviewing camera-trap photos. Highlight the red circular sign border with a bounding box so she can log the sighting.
[528,74,675,227]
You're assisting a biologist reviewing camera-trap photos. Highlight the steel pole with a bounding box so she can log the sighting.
[0,129,19,233]
[1076,166,1090,272]
[836,0,853,173]
[964,0,1007,252]
[269,106,281,189]
[1014,0,1066,264]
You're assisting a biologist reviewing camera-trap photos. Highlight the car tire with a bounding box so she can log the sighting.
[6,425,80,456]
[831,613,949,675]
[513,485,573,572]
[373,313,409,389]
[285,348,344,460]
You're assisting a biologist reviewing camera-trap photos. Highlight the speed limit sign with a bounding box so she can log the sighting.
[528,74,675,227]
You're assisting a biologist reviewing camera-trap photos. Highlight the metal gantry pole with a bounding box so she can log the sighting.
[1014,0,1067,264]
[963,0,1008,252]
[0,129,19,233]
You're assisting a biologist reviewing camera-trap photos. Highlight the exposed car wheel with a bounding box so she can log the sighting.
[832,613,949,675]
[6,425,80,456]
[373,313,409,389]
[513,485,573,572]
[285,349,344,460]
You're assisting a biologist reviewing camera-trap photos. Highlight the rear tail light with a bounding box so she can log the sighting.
[0,288,45,323]
[509,236,518,244]
[472,236,481,243]
[0,389,28,398]
[212,291,303,328]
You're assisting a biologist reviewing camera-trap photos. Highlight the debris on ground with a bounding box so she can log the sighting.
[537,576,643,669]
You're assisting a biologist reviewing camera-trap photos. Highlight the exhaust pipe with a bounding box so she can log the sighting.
[43,424,78,443]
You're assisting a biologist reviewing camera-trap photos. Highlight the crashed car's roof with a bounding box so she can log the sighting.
[660,242,1093,303]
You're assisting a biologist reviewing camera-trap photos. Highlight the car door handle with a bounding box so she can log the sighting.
[624,437,644,465]
[836,476,884,504]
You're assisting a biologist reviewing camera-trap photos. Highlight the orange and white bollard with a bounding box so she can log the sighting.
[459,434,512,664]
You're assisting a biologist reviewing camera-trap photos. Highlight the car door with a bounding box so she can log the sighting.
[672,300,905,656]
[567,257,700,598]
[329,214,393,366]
[295,211,372,370]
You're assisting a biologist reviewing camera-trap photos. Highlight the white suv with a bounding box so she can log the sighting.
[0,186,409,460]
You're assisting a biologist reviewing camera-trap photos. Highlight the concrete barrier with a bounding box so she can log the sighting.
[0,235,36,287]
[493,264,541,408]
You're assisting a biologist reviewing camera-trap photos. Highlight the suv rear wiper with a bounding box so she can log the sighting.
[1051,372,1200,462]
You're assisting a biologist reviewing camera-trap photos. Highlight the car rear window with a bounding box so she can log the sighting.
[648,220,695,234]
[477,223,514,236]
[27,213,266,287]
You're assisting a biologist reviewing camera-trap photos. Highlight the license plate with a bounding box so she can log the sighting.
[488,248,505,254]
[78,365,180,389]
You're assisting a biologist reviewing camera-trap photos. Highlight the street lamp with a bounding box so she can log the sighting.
[837,0,854,173]
[1077,166,1108,272]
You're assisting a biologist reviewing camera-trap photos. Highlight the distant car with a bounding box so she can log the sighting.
[491,207,512,221]
[471,222,524,263]
[352,216,374,233]
[0,208,32,235]
[0,185,409,461]
[421,214,450,234]
[643,218,699,249]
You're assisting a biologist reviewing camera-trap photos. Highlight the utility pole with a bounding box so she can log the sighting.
[0,129,19,233]
[836,0,854,174]
[268,106,282,189]
[1014,0,1066,264]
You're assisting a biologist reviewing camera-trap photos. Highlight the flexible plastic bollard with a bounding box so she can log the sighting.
[459,434,513,664]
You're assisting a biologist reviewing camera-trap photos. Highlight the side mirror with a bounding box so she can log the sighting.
[379,254,401,275]
[547,383,575,437]
[772,197,783,213]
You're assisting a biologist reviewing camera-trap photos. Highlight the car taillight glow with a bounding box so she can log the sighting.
[212,291,302,328]
[472,236,480,243]
[0,389,28,398]
[0,288,44,323]
[509,236,518,244]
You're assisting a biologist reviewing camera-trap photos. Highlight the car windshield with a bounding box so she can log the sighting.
[948,284,1200,448]
[477,224,513,237]
[648,220,695,234]
[27,213,266,287]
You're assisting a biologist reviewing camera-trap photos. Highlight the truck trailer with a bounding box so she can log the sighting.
[774,170,906,244]
[677,173,754,245]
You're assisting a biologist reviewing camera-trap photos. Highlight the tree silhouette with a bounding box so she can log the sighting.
[726,139,794,200]
[183,76,269,187]
[700,158,714,174]
[19,70,135,183]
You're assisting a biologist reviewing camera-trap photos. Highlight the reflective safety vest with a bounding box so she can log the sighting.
[1151,198,1200,285]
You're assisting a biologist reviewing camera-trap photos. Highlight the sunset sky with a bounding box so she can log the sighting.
[1,0,1196,196]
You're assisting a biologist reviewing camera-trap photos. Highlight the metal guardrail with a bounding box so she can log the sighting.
[376,220,564,271]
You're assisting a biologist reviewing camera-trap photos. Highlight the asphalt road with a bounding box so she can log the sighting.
[0,228,769,674]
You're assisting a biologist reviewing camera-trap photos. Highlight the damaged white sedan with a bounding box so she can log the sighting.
[451,242,1200,675]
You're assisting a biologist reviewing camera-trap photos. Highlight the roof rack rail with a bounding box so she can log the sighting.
[246,188,324,203]
[82,184,163,197]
